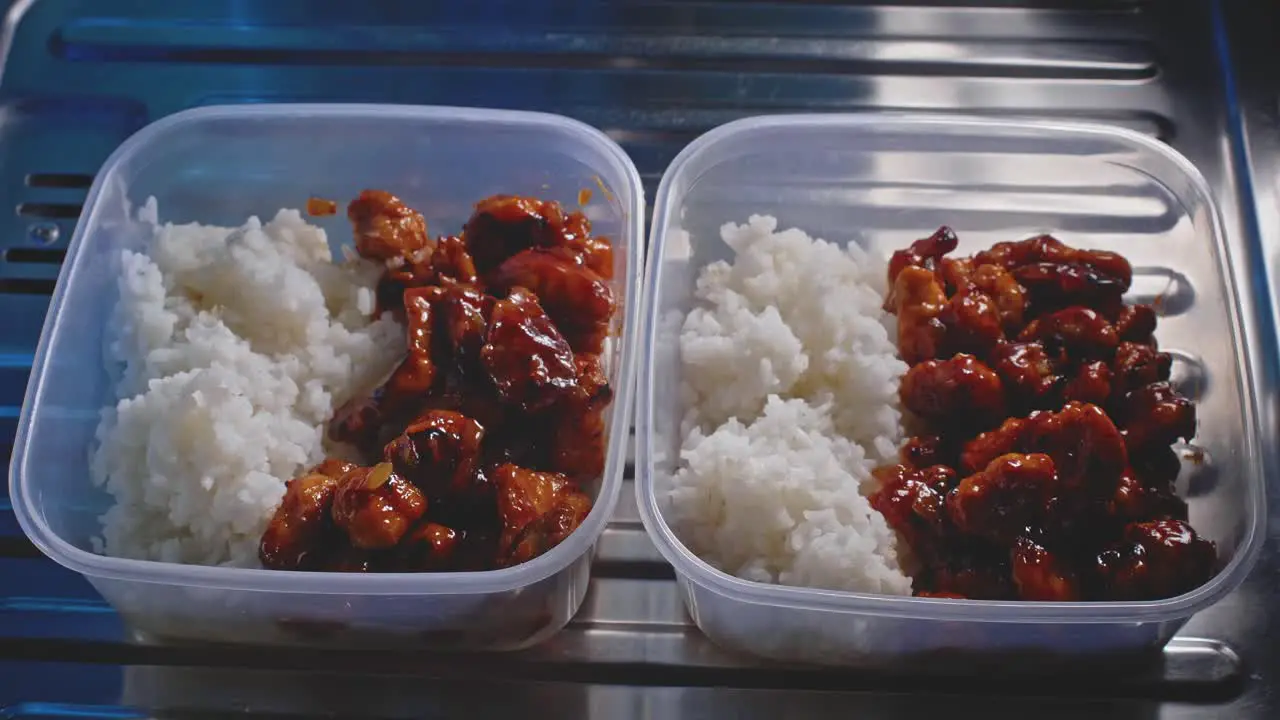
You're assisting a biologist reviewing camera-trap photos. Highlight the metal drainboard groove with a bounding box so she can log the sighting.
[1,0,1267,716]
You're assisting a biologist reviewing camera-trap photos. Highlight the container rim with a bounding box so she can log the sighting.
[10,102,646,596]
[636,111,1269,624]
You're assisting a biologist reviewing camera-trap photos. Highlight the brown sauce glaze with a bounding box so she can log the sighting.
[261,191,614,573]
[873,229,1216,601]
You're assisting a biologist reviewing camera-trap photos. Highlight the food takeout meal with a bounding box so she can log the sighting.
[669,216,1214,602]
[91,190,617,573]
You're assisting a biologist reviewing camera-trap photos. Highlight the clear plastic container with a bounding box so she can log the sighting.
[636,114,1267,666]
[10,104,644,649]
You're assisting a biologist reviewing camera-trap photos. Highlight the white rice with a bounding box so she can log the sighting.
[89,200,405,566]
[669,215,912,594]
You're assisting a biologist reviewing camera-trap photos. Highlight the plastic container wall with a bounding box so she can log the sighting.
[11,104,644,649]
[637,115,1266,666]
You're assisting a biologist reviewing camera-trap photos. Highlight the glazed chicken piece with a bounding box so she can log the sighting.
[421,462,502,543]
[348,189,432,263]
[383,285,440,402]
[889,266,951,365]
[1117,381,1196,451]
[887,226,958,288]
[1114,304,1158,345]
[430,235,479,285]
[1011,535,1081,601]
[870,464,950,565]
[1107,470,1188,525]
[959,416,1031,474]
[581,234,615,280]
[260,461,369,571]
[871,464,949,520]
[1025,401,1128,500]
[332,286,444,455]
[383,409,486,500]
[938,258,1027,337]
[464,195,557,273]
[976,234,1133,290]
[917,464,960,494]
[1012,262,1127,318]
[463,195,602,276]
[540,209,612,278]
[968,263,1027,334]
[417,363,510,443]
[260,471,341,570]
[900,354,1006,430]
[938,256,973,294]
[1017,306,1119,361]
[433,280,492,366]
[1111,341,1173,397]
[486,248,615,354]
[331,462,427,550]
[1063,360,1113,406]
[973,234,1076,269]
[480,287,581,413]
[505,493,594,567]
[989,342,1062,411]
[941,283,1004,355]
[946,453,1057,543]
[396,521,464,572]
[1094,519,1216,600]
[384,241,473,292]
[569,351,610,400]
[1038,494,1116,558]
[493,463,593,567]
[548,353,613,480]
[377,235,481,312]
[493,463,574,537]
[329,285,453,452]
[900,434,958,471]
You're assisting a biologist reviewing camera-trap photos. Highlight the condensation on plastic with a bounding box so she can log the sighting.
[10,104,644,650]
[635,114,1267,666]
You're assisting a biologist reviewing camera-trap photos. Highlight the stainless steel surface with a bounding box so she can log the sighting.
[1,0,1277,717]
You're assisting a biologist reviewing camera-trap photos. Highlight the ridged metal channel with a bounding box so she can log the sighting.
[2,1,1279,718]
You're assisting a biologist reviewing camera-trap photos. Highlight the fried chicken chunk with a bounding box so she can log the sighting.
[348,189,431,263]
[383,409,486,499]
[481,287,581,413]
[900,354,1006,430]
[331,463,427,550]
[1094,520,1216,600]
[947,453,1057,543]
[493,463,593,567]
[260,471,342,570]
[486,248,615,354]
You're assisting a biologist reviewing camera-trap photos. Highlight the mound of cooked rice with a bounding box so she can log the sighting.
[669,215,913,594]
[90,201,405,566]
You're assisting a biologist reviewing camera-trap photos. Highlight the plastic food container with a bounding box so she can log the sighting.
[636,114,1266,666]
[10,104,644,650]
